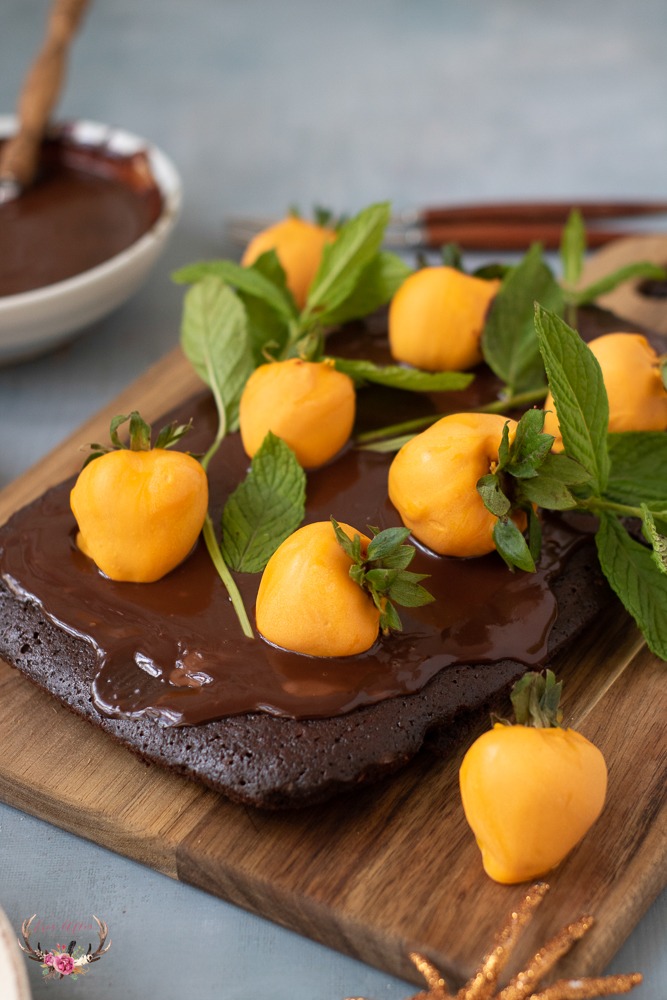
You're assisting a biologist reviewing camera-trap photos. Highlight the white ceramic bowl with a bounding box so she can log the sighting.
[0,905,32,1000]
[0,117,182,364]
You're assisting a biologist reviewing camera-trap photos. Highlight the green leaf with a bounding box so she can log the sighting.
[477,473,511,517]
[330,516,434,633]
[180,276,255,434]
[304,202,391,317]
[440,243,464,270]
[572,262,667,306]
[366,526,412,561]
[607,432,667,505]
[482,243,563,395]
[560,209,586,288]
[534,305,610,494]
[315,252,411,328]
[386,572,434,607]
[154,419,194,451]
[517,475,578,511]
[331,356,473,393]
[330,518,358,561]
[220,432,306,573]
[511,669,563,727]
[493,518,536,572]
[641,504,667,575]
[539,451,592,486]
[237,250,292,363]
[173,256,298,321]
[505,408,553,478]
[595,512,667,660]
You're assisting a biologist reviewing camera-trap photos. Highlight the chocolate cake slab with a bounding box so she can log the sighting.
[0,372,613,809]
[0,536,609,808]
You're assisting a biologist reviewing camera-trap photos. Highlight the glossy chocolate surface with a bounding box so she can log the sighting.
[0,129,163,297]
[0,309,624,726]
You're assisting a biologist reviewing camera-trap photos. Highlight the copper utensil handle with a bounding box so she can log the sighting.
[422,220,642,251]
[421,199,667,226]
[0,0,90,189]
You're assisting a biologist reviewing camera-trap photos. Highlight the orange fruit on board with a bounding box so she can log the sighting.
[239,358,355,469]
[71,448,208,583]
[543,332,667,451]
[241,216,336,310]
[388,412,522,557]
[460,721,607,884]
[256,521,380,656]
[388,265,501,371]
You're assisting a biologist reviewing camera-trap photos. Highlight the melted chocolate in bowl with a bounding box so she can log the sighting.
[0,128,163,297]
[0,382,592,727]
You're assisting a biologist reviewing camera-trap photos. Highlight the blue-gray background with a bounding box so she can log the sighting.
[0,1,665,997]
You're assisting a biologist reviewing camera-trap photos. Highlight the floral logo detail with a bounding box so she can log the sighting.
[17,915,110,982]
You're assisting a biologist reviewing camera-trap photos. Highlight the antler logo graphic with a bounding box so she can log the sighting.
[18,914,110,981]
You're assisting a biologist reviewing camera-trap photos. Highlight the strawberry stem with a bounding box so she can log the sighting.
[510,670,563,728]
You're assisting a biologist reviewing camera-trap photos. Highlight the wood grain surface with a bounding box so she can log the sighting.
[0,301,665,987]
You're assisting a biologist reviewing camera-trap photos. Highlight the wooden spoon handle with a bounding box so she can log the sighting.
[0,0,90,188]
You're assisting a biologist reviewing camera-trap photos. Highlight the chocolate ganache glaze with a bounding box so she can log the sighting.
[0,126,163,297]
[0,309,618,728]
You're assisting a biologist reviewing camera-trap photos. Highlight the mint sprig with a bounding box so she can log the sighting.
[607,432,667,507]
[476,407,590,572]
[596,513,667,659]
[482,243,563,398]
[532,305,667,660]
[330,518,434,634]
[303,202,391,320]
[559,208,666,318]
[221,433,306,573]
[174,203,407,365]
[180,275,255,444]
[534,305,610,494]
[309,251,412,329]
[331,356,473,393]
[180,274,255,638]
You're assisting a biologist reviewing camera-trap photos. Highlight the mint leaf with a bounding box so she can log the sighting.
[607,432,667,506]
[493,518,536,573]
[304,202,391,317]
[517,475,578,511]
[331,356,473,393]
[534,305,610,494]
[315,251,411,327]
[482,244,563,395]
[504,408,553,479]
[642,505,667,575]
[596,512,667,660]
[560,209,586,287]
[173,256,298,322]
[220,432,306,573]
[237,250,291,362]
[573,262,667,307]
[538,451,592,485]
[180,276,254,434]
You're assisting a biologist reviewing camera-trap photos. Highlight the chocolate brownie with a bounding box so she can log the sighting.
[0,309,623,809]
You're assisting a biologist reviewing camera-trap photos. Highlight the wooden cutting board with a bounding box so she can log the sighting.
[0,341,665,989]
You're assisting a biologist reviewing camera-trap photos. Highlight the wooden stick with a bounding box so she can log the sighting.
[0,0,90,192]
